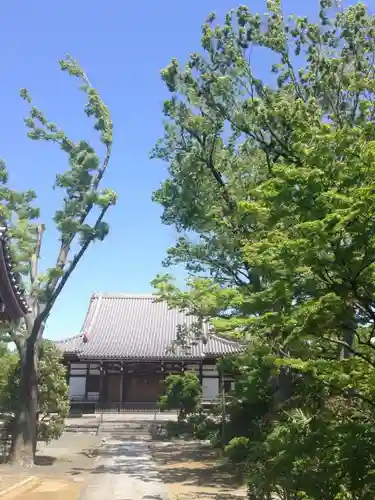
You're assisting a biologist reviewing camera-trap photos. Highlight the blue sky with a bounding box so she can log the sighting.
[0,0,371,339]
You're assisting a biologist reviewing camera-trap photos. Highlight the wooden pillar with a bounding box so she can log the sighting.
[119,363,124,412]
[84,362,89,401]
[99,363,104,407]
[66,361,70,385]
[102,363,108,407]
[123,363,127,407]
[218,368,223,393]
[199,361,203,384]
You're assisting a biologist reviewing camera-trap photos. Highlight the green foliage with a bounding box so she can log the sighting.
[243,370,375,499]
[3,54,115,337]
[224,436,250,464]
[152,0,375,498]
[2,341,69,443]
[186,408,219,441]
[218,346,276,444]
[2,54,116,461]
[37,341,70,442]
[158,372,202,422]
[152,0,375,346]
[0,349,18,409]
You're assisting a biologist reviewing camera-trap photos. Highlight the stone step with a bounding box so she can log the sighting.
[65,425,99,431]
[99,427,150,432]
[98,422,152,438]
[98,431,151,441]
[63,420,168,439]
[100,422,153,429]
[99,434,151,441]
[99,428,151,436]
[99,428,150,435]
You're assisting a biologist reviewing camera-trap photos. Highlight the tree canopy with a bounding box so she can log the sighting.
[152,1,375,497]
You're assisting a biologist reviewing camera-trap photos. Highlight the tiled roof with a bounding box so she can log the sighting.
[0,225,30,322]
[57,293,243,360]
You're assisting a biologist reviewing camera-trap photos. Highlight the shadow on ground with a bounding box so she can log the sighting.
[34,455,57,466]
[69,441,159,478]
[68,439,244,498]
[152,441,243,490]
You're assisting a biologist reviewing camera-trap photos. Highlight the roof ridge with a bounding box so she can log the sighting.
[91,292,156,299]
[209,333,243,346]
[79,293,97,334]
[82,293,103,342]
[54,333,82,345]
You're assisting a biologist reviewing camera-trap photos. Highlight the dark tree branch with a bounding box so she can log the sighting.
[30,205,110,343]
[183,122,237,214]
[322,336,375,369]
[7,328,26,356]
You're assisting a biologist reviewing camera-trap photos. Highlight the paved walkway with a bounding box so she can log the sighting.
[79,439,169,500]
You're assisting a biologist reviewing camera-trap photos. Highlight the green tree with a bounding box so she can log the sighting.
[37,341,69,442]
[2,341,69,445]
[1,55,115,465]
[158,372,202,422]
[0,349,17,411]
[151,0,375,497]
[152,0,375,348]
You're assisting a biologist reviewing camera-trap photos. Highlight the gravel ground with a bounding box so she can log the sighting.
[151,441,246,500]
[78,439,169,500]
[0,433,102,480]
[0,473,30,494]
[0,433,102,499]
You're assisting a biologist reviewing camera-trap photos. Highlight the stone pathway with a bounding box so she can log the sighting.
[79,439,169,500]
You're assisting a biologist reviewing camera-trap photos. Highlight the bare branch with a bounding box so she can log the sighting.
[322,336,375,369]
[29,205,110,344]
[30,224,45,284]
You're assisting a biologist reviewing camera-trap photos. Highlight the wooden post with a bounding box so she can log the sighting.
[99,363,104,409]
[199,361,203,384]
[119,363,124,412]
[66,361,70,385]
[84,362,89,402]
[221,385,226,447]
[218,367,223,393]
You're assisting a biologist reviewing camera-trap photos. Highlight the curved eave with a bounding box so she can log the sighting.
[0,226,30,321]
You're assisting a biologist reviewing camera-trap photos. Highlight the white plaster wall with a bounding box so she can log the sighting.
[202,377,219,401]
[202,365,218,376]
[68,376,86,400]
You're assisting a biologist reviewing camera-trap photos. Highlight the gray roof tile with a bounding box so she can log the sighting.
[57,293,242,360]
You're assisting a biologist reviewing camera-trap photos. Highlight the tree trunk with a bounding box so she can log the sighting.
[341,306,356,360]
[10,339,38,466]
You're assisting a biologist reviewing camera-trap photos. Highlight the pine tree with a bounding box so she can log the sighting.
[1,55,115,465]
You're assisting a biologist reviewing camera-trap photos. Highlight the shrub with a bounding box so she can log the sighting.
[1,340,69,445]
[158,372,202,422]
[225,436,251,464]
